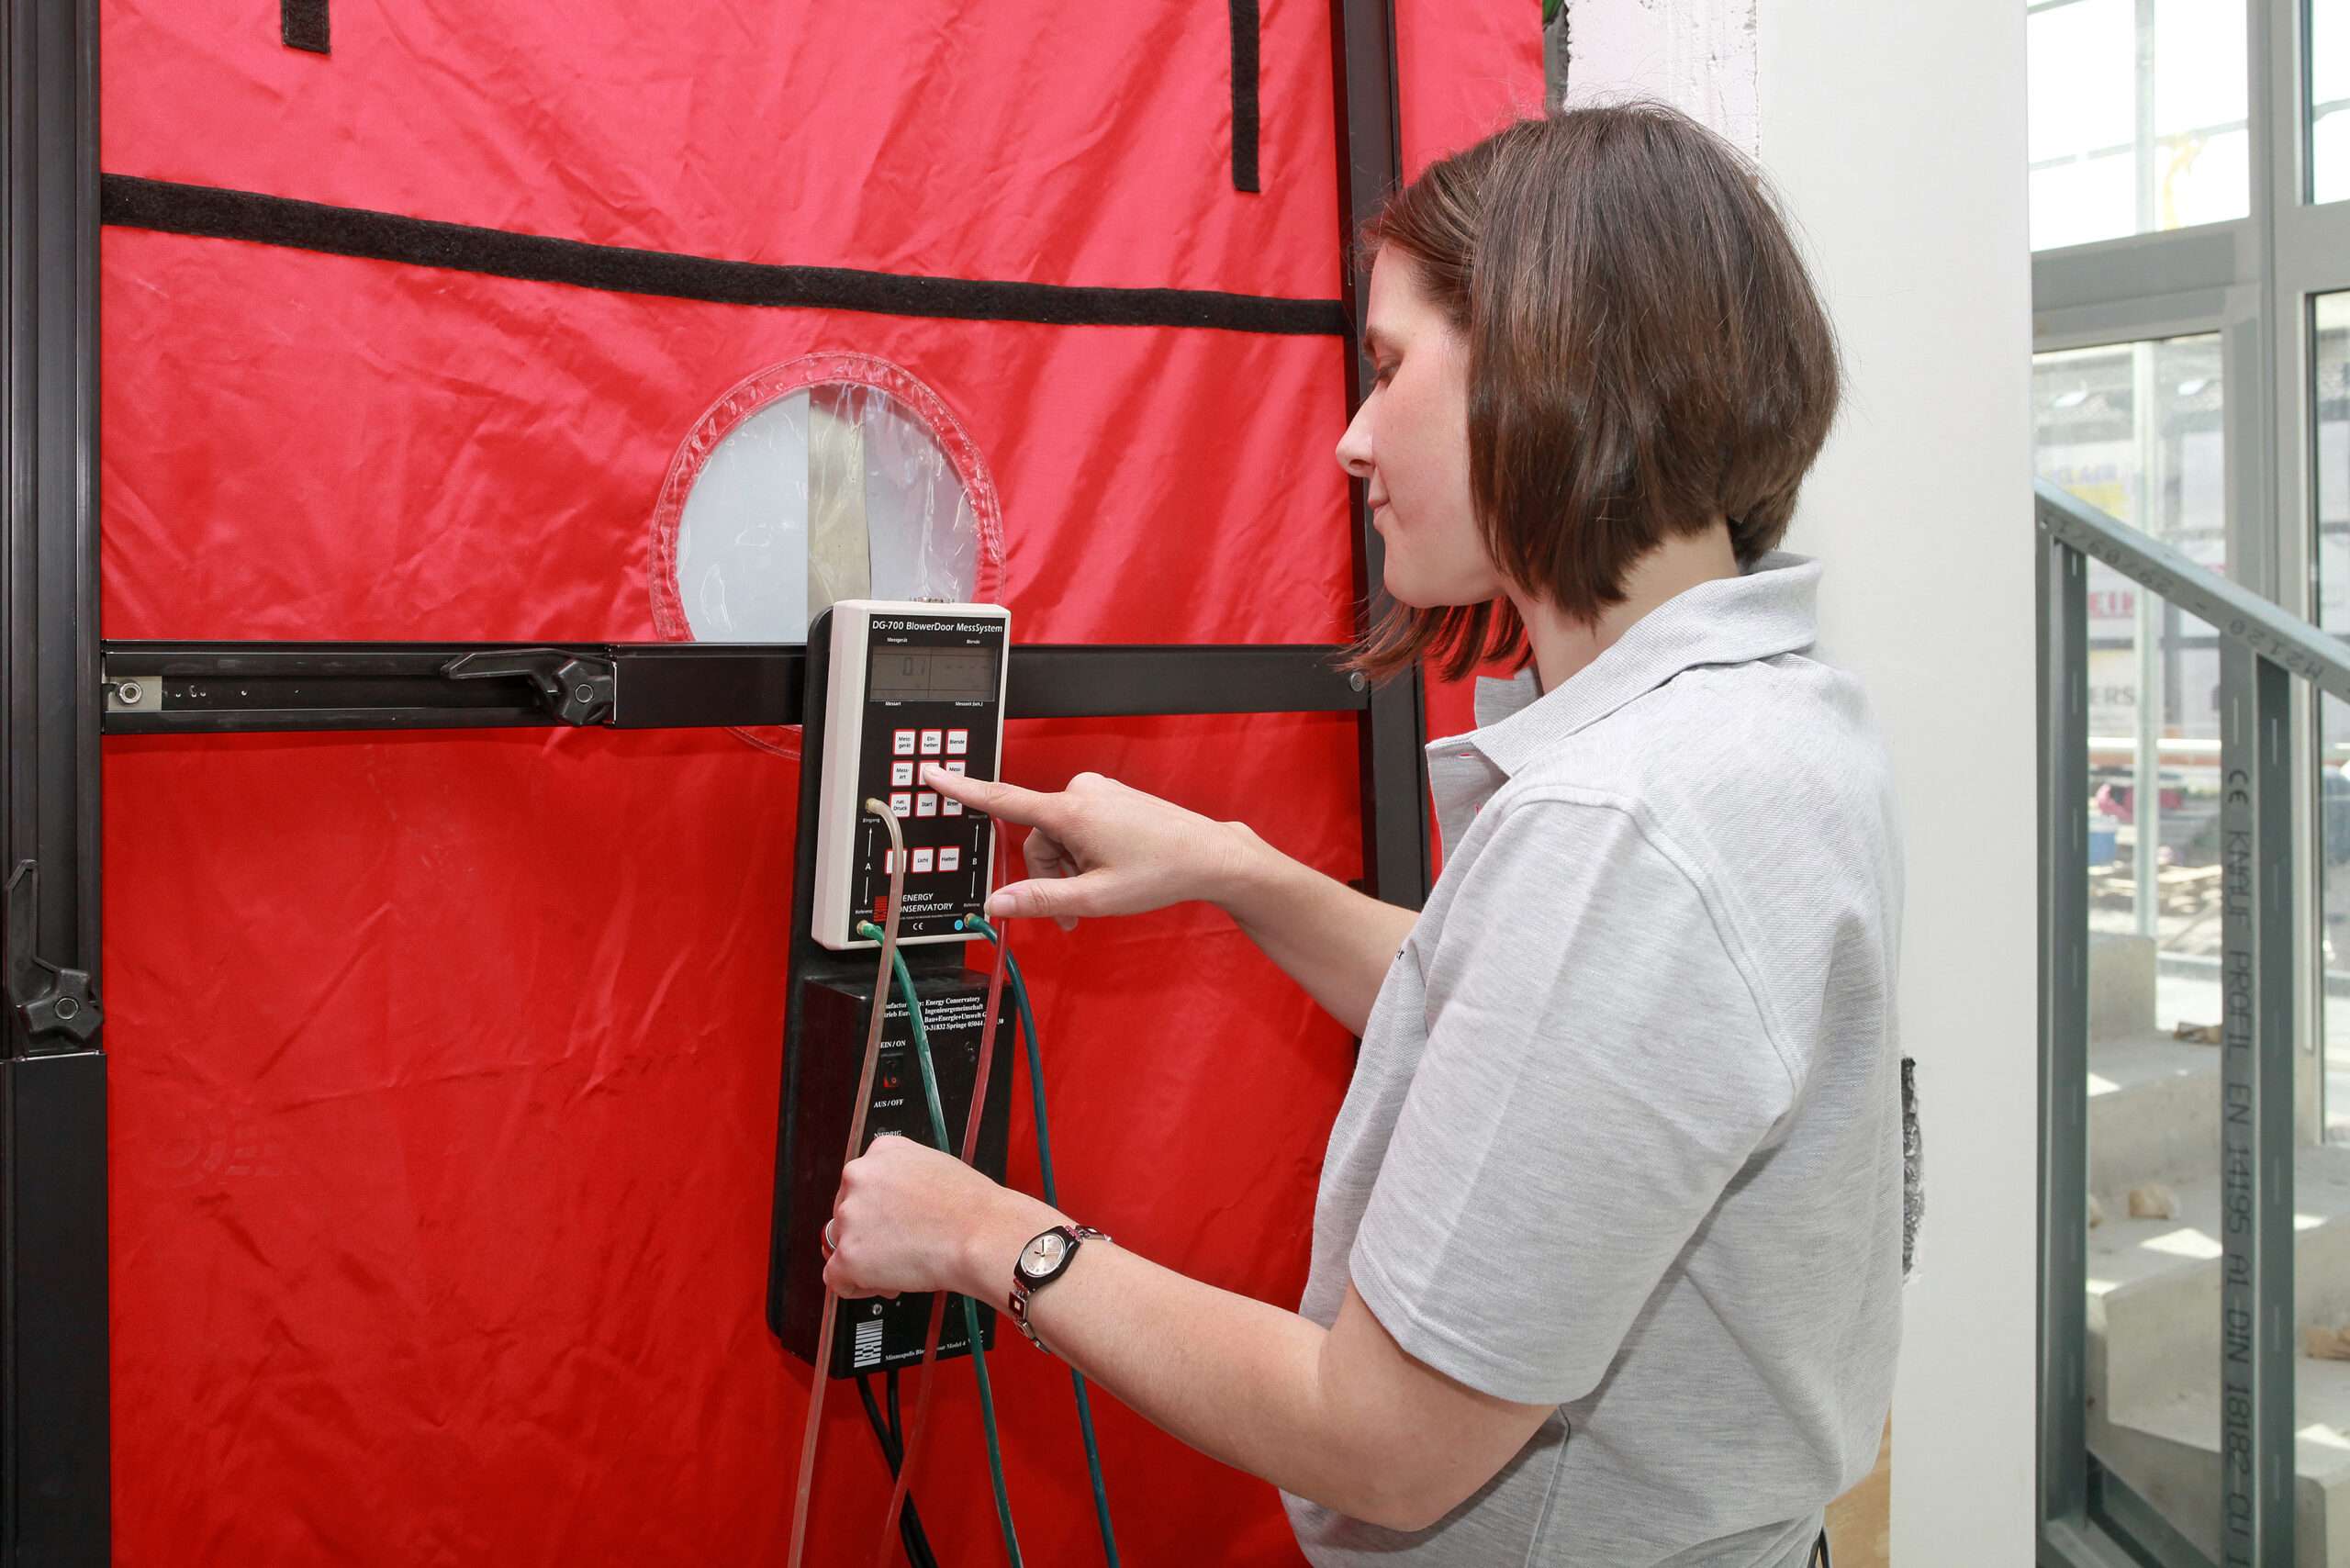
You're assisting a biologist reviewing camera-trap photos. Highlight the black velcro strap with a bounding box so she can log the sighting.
[282,0,329,55]
[1230,0,1260,193]
[99,175,1340,336]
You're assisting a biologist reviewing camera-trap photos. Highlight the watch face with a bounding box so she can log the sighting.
[1020,1231,1069,1280]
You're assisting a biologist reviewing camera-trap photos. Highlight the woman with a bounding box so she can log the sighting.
[826,102,1903,1567]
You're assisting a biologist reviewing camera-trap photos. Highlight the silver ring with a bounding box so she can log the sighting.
[822,1218,839,1255]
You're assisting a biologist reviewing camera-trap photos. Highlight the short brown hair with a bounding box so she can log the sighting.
[1356,103,1841,681]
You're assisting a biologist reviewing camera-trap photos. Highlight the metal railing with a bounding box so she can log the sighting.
[2035,477,2350,1568]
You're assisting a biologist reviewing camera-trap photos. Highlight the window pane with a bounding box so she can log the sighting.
[2154,0,2246,134]
[2031,0,2137,166]
[2318,296,2350,1146]
[2033,152,2142,252]
[2035,337,2230,548]
[2029,0,2251,249]
[2034,336,2231,1025]
[2076,584,2229,1562]
[2037,340,2236,1555]
[2318,0,2350,204]
[2159,125,2252,229]
[2321,108,2350,207]
[2321,296,2349,628]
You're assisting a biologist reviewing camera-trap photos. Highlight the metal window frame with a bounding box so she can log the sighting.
[2038,480,2323,1568]
[2031,0,2350,588]
[1,0,1425,1557]
[2035,2,2350,1553]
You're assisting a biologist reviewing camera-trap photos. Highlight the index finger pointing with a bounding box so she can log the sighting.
[921,764,1061,829]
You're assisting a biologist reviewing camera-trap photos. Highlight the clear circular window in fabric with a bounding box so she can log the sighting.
[652,354,1004,756]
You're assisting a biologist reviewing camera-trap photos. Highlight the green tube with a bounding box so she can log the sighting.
[962,916,1121,1568]
[857,923,1024,1568]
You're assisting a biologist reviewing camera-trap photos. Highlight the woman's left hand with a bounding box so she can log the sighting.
[825,1135,1058,1303]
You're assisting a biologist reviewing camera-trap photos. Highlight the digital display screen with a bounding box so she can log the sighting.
[868,644,998,703]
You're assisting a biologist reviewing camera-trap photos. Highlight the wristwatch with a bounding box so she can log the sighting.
[1008,1223,1109,1352]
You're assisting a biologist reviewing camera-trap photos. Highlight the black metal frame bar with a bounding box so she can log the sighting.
[1332,0,1432,912]
[2,0,109,1557]
[97,641,1372,735]
[6,3,1421,1557]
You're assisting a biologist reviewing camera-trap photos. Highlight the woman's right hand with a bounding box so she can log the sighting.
[920,763,1257,931]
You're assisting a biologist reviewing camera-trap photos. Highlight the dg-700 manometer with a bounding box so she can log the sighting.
[810,600,1010,949]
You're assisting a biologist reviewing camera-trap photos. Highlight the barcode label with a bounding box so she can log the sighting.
[852,1316,884,1369]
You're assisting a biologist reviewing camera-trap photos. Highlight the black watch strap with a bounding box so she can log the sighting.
[1008,1224,1109,1353]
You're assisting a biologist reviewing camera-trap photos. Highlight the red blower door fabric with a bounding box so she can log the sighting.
[97,4,1539,1562]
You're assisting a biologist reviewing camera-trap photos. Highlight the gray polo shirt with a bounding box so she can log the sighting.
[1283,554,1904,1567]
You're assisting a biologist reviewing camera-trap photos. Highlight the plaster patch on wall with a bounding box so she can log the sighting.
[1556,0,1759,157]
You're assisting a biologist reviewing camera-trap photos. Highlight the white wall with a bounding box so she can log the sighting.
[1748,4,2040,1562]
[1567,0,2039,1556]
[1562,4,2036,1552]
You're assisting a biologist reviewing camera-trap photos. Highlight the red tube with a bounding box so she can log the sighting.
[788,801,911,1568]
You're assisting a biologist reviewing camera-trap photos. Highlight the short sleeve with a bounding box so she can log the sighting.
[1348,795,1793,1405]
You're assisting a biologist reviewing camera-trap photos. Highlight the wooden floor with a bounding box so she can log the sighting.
[1822,1418,1892,1568]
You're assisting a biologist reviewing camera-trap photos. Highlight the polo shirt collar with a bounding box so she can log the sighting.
[1435,552,1823,779]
